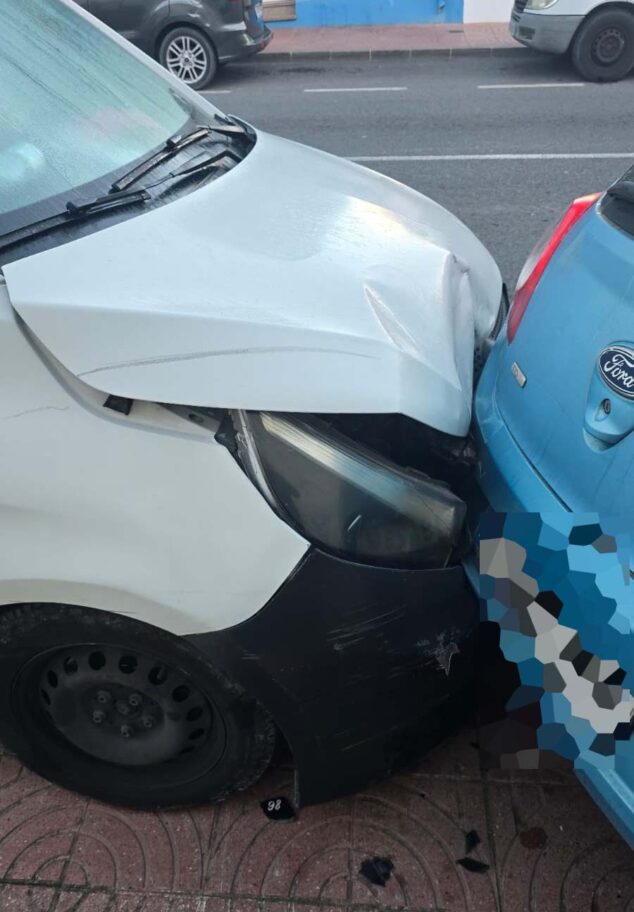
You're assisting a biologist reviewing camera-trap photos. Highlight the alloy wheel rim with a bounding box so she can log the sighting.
[165,35,208,84]
[592,27,626,65]
[38,645,213,767]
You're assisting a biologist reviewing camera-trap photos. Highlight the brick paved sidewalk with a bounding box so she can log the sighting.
[0,725,632,912]
[261,23,521,61]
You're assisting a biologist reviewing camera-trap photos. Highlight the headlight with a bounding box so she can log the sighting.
[525,0,559,10]
[228,410,467,569]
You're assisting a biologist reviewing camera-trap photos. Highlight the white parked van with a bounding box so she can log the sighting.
[511,0,634,81]
[0,0,504,807]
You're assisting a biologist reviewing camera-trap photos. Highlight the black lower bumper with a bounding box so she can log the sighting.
[187,549,478,805]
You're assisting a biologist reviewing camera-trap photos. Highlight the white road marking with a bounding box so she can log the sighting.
[478,82,585,89]
[203,89,232,95]
[350,152,634,162]
[304,86,408,94]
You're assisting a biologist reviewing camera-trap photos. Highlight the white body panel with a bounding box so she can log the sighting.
[0,0,502,634]
[4,132,501,439]
[529,0,633,16]
[461,0,629,24]
[0,280,308,634]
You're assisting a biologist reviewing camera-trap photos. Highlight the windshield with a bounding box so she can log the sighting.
[0,0,208,234]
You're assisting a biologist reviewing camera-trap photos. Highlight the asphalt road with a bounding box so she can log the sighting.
[202,52,634,288]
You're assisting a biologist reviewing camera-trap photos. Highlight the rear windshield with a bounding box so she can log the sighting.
[601,165,634,238]
[0,0,206,234]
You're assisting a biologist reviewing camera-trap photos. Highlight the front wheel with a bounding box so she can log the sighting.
[158,27,218,90]
[571,10,634,82]
[0,604,275,807]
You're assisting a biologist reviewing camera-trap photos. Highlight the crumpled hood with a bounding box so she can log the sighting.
[3,130,501,436]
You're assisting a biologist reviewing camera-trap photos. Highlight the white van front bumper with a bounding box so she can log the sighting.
[510,10,583,54]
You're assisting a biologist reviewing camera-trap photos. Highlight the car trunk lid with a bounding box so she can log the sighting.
[495,201,634,527]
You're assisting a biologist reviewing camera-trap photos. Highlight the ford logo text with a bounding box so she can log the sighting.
[598,345,634,400]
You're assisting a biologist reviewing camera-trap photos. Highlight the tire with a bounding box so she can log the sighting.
[571,9,634,82]
[0,604,275,808]
[158,27,218,90]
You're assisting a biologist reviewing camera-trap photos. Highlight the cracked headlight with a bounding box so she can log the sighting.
[228,411,467,569]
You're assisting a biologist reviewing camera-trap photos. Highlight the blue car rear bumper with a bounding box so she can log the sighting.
[474,340,564,514]
[578,767,634,849]
[474,339,634,849]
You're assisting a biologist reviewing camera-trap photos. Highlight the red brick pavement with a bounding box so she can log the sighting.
[0,725,631,912]
[261,23,519,60]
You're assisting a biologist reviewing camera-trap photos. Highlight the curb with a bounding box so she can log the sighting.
[258,45,533,63]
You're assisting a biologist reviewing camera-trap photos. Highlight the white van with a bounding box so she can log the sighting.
[511,0,634,81]
[0,0,504,808]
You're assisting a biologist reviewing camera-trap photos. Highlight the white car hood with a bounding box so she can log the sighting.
[3,131,501,436]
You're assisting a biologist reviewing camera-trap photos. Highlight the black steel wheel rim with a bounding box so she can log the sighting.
[592,27,626,65]
[36,645,213,767]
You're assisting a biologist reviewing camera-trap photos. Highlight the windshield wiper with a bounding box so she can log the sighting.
[65,188,151,217]
[0,187,150,252]
[158,149,241,184]
[111,118,247,193]
[0,147,243,254]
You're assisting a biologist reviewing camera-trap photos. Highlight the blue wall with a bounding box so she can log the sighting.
[274,0,464,28]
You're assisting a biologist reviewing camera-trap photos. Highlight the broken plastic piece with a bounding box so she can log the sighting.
[359,857,394,887]
[456,857,490,874]
[464,829,481,854]
[260,796,296,822]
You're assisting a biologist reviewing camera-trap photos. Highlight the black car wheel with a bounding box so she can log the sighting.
[571,10,634,82]
[0,604,275,808]
[159,27,218,90]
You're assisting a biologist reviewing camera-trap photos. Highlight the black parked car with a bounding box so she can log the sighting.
[74,0,272,89]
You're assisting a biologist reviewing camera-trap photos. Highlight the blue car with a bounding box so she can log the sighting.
[475,170,634,846]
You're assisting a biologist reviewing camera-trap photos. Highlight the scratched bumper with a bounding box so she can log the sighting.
[187,549,478,805]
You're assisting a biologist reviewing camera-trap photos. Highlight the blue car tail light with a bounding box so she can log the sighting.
[507,192,602,343]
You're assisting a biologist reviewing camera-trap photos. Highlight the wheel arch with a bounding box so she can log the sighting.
[0,596,288,754]
[572,2,634,45]
[0,582,203,637]
[0,595,294,776]
[0,600,278,806]
[154,21,218,61]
